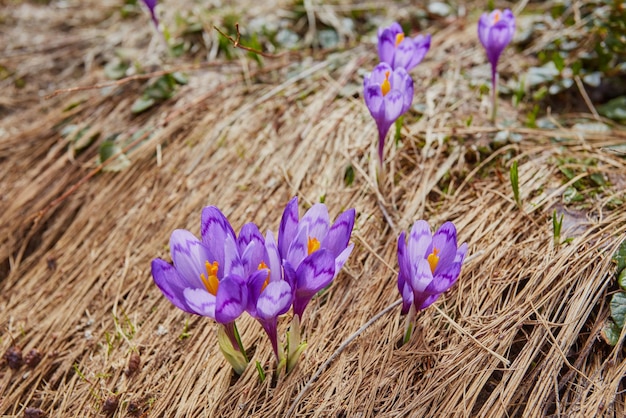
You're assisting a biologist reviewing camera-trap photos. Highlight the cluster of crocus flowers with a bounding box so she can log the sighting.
[364,23,431,171]
[397,220,467,343]
[478,9,516,122]
[151,198,355,374]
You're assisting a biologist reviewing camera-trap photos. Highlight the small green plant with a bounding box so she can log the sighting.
[510,160,521,207]
[178,319,191,340]
[602,239,626,346]
[552,210,564,246]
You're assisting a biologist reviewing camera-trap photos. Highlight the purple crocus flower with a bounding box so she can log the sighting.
[397,220,468,315]
[378,22,431,72]
[239,223,293,361]
[141,0,159,28]
[478,9,515,121]
[151,206,248,350]
[278,197,355,319]
[363,62,414,167]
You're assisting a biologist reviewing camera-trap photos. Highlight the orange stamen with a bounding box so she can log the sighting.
[307,237,321,255]
[258,261,270,291]
[493,11,501,23]
[381,71,391,96]
[200,261,220,295]
[395,33,405,47]
[427,247,440,273]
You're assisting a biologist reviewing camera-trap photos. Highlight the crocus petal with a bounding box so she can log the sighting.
[430,221,458,273]
[397,232,412,290]
[214,276,247,323]
[295,249,336,296]
[429,242,468,294]
[183,287,216,318]
[364,84,384,120]
[321,208,355,258]
[256,281,293,320]
[383,90,405,127]
[170,229,213,288]
[408,220,432,260]
[418,293,441,310]
[400,281,414,315]
[377,30,397,65]
[393,39,417,71]
[241,239,265,277]
[406,34,431,70]
[286,226,309,269]
[246,269,270,316]
[200,206,236,267]
[237,222,264,255]
[151,258,195,313]
[278,197,299,260]
[300,203,330,241]
[223,233,245,277]
[292,249,335,318]
[477,12,491,48]
[333,243,354,276]
[265,231,282,282]
[369,62,393,85]
[411,258,434,293]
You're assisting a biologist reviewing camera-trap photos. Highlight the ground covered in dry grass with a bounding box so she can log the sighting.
[1,0,626,417]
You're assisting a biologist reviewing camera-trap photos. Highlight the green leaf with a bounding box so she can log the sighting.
[618,269,626,292]
[609,292,626,329]
[131,96,156,114]
[104,60,129,80]
[98,141,131,172]
[598,96,626,122]
[171,72,188,85]
[601,319,620,346]
[344,165,355,186]
[613,239,626,276]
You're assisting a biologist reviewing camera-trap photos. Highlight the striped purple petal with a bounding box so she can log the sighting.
[200,206,236,268]
[170,229,213,289]
[322,208,355,258]
[214,275,247,323]
[256,281,293,320]
[278,197,299,259]
[151,258,195,314]
[300,203,330,241]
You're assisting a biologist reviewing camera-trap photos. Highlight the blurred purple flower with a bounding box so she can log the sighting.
[397,221,468,315]
[239,223,293,361]
[478,9,515,73]
[141,0,159,28]
[278,197,355,319]
[151,206,248,349]
[378,22,431,71]
[363,63,414,166]
[478,9,515,121]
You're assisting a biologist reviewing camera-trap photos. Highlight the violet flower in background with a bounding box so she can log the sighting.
[397,220,468,343]
[378,22,431,72]
[363,63,414,168]
[279,197,356,320]
[151,206,249,373]
[141,0,159,29]
[477,9,515,122]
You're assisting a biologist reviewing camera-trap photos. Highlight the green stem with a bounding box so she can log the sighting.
[233,322,249,362]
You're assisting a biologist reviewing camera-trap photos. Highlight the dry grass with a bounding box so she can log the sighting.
[1,1,625,417]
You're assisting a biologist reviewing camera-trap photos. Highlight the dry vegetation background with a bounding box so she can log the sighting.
[1,0,626,417]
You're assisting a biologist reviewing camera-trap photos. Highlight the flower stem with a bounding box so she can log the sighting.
[491,66,498,123]
[233,322,249,362]
[402,304,417,345]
